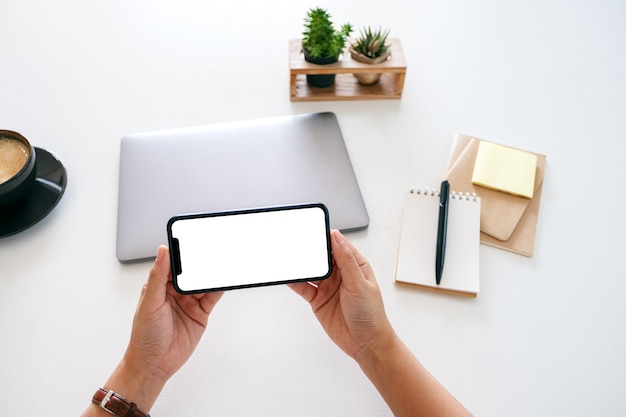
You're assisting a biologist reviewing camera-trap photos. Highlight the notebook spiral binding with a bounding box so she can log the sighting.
[409,186,478,201]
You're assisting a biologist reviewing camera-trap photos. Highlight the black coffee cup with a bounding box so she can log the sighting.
[0,130,38,209]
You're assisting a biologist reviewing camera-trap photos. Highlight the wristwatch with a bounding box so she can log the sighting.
[92,388,150,417]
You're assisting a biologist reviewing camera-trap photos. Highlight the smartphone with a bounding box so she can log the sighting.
[167,203,332,294]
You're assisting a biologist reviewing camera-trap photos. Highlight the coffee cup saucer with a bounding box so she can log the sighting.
[0,147,67,238]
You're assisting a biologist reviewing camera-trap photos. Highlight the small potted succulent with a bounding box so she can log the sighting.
[349,27,391,85]
[302,7,352,88]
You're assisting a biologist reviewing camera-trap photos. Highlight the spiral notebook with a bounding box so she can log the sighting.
[395,186,481,297]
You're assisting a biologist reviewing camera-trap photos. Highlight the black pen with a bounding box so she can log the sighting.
[435,180,450,285]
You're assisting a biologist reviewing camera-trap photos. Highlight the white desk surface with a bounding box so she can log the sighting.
[1,1,625,416]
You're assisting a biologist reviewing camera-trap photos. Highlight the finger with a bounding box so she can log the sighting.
[287,281,319,303]
[333,230,376,281]
[334,231,369,268]
[331,230,370,288]
[143,245,171,305]
[197,291,224,316]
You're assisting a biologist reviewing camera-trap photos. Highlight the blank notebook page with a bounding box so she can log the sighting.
[395,188,481,297]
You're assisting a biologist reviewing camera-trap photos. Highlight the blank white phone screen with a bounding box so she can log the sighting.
[170,205,331,292]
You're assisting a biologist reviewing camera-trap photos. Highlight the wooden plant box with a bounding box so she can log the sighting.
[289,38,407,101]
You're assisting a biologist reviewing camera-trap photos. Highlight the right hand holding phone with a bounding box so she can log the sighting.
[288,230,397,360]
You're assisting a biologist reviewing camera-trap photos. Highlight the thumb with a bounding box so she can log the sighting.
[331,231,366,288]
[143,245,171,304]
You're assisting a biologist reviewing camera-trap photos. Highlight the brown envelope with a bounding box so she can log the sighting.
[444,134,546,257]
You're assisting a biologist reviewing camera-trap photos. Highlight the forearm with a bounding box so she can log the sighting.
[355,335,472,417]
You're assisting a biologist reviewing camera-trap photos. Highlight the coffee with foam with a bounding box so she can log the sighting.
[0,136,30,184]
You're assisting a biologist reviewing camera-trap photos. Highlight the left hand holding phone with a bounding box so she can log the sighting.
[127,245,223,382]
[82,246,223,416]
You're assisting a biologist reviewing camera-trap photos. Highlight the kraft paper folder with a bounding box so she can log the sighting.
[445,134,546,257]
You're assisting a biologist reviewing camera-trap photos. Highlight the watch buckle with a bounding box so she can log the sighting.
[100,390,119,415]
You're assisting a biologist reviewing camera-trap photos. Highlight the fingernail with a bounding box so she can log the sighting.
[156,245,164,262]
[334,230,345,246]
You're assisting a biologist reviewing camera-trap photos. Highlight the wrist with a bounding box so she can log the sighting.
[102,355,168,413]
[91,388,150,417]
[353,327,401,371]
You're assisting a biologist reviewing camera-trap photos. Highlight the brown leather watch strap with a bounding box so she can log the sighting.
[92,388,150,417]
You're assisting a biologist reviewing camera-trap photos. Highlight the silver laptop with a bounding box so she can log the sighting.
[116,112,369,262]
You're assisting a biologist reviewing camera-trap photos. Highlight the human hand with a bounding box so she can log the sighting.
[289,230,396,360]
[82,246,223,416]
[123,245,223,384]
[289,232,473,417]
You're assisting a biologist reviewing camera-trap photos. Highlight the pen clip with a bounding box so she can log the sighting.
[439,180,450,205]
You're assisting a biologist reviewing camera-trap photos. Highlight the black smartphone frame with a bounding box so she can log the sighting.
[167,203,333,294]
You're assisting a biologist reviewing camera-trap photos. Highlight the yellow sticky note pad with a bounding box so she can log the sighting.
[472,141,537,199]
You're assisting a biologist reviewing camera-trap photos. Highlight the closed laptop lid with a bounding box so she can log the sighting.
[116,112,369,262]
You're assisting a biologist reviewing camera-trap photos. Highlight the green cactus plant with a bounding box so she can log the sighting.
[302,7,353,60]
